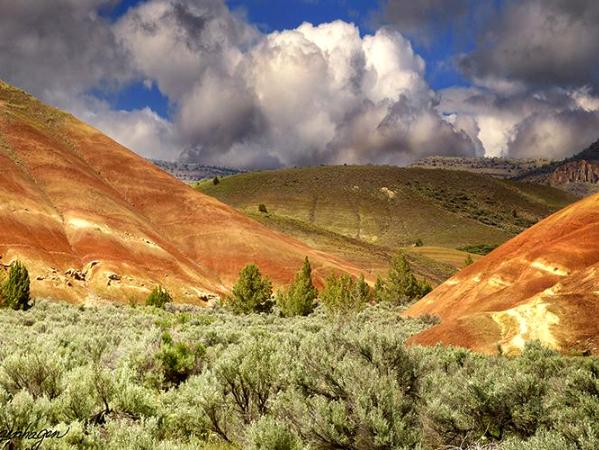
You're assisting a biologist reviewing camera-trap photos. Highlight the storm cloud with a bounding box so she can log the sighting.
[438,86,599,159]
[1,0,598,165]
[460,0,599,92]
[375,0,483,45]
[0,0,131,101]
[377,0,599,160]
[113,2,479,167]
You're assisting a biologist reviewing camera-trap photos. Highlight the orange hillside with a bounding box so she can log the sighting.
[0,81,363,304]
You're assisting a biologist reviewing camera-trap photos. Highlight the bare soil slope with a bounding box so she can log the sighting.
[0,81,362,304]
[405,193,599,355]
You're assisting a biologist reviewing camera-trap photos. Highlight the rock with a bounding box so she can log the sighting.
[202,293,220,307]
[549,160,599,185]
[380,186,396,199]
[82,261,99,278]
[65,268,85,281]
[106,272,121,286]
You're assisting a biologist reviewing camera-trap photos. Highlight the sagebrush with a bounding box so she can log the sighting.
[0,302,596,449]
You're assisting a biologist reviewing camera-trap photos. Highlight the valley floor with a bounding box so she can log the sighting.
[0,301,597,449]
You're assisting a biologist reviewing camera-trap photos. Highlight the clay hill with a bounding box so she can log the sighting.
[196,166,575,284]
[405,192,599,355]
[517,139,599,197]
[0,81,363,304]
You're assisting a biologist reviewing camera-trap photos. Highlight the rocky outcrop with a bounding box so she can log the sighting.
[517,139,599,197]
[549,160,599,184]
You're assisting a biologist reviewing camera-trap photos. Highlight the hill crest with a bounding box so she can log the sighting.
[0,80,363,304]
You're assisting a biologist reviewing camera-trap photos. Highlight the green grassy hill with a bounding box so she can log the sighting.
[196,165,576,283]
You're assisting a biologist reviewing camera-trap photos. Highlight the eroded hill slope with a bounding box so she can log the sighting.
[405,193,599,354]
[0,81,362,304]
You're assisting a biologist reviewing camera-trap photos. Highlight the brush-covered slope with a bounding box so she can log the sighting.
[0,81,362,304]
[198,166,574,248]
[404,193,599,355]
[196,167,575,281]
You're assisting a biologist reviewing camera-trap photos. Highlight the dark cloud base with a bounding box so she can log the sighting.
[0,0,598,166]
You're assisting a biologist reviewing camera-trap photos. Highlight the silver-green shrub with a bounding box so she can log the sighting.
[0,301,596,449]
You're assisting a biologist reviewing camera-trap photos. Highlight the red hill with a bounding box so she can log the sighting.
[0,81,362,304]
[405,193,599,354]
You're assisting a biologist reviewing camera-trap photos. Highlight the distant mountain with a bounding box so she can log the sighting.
[149,160,242,183]
[410,156,552,179]
[516,139,599,197]
[196,165,576,284]
[405,192,599,355]
[0,80,364,304]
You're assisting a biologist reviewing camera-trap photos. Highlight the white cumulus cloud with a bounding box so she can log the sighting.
[2,0,598,166]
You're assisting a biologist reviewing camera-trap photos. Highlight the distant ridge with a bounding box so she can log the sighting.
[516,139,599,197]
[149,160,243,183]
[410,156,552,179]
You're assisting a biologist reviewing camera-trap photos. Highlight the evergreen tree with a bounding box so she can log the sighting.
[320,273,370,315]
[464,254,474,267]
[212,176,220,185]
[374,274,387,303]
[277,257,318,317]
[229,264,273,314]
[146,285,173,308]
[1,260,31,310]
[353,273,372,305]
[377,255,431,305]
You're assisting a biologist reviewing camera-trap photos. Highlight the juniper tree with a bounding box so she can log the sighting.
[229,264,273,314]
[375,255,431,305]
[145,285,172,308]
[320,273,370,315]
[374,274,386,302]
[1,260,31,310]
[353,273,372,305]
[276,257,318,317]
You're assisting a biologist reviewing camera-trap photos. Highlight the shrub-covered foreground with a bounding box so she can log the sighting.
[0,302,598,449]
